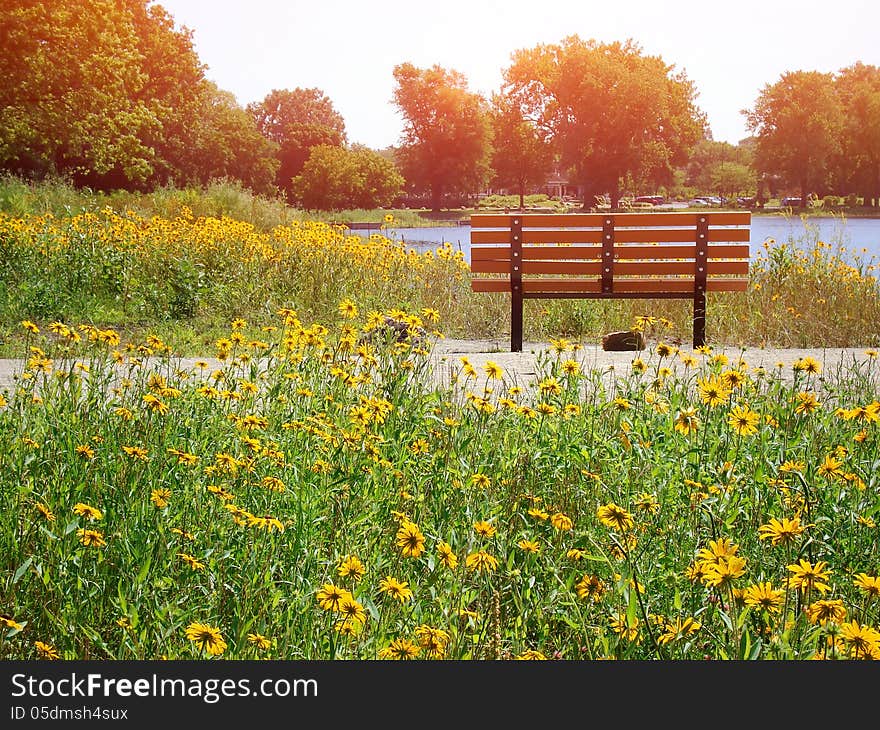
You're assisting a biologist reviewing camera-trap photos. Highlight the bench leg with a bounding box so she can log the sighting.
[693,290,706,348]
[511,286,523,352]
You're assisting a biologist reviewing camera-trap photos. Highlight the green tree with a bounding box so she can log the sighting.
[488,93,554,209]
[502,36,706,210]
[248,88,347,201]
[0,0,276,194]
[392,62,492,212]
[835,62,880,207]
[0,0,162,185]
[709,162,754,202]
[291,145,404,211]
[744,70,843,208]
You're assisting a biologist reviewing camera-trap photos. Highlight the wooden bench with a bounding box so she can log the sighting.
[470,211,751,351]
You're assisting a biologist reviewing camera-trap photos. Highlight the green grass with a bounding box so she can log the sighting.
[1,317,878,660]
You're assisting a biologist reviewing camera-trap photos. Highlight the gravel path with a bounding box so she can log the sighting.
[1,340,877,395]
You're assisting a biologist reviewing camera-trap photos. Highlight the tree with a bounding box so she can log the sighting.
[835,63,880,207]
[0,0,277,194]
[488,93,555,209]
[709,162,754,202]
[248,88,347,201]
[744,70,843,208]
[501,36,707,210]
[0,0,163,186]
[392,62,492,212]
[291,145,404,211]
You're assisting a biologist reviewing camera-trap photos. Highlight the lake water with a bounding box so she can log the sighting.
[372,214,880,274]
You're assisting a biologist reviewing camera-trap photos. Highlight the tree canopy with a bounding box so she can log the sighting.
[745,70,843,207]
[248,88,347,201]
[291,144,404,211]
[0,0,277,192]
[392,62,492,211]
[488,93,555,209]
[501,36,707,209]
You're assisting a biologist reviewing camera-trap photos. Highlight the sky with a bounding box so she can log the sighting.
[153,0,879,150]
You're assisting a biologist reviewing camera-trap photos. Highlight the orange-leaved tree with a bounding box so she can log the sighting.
[488,92,555,209]
[744,70,843,208]
[248,88,348,202]
[392,62,492,212]
[502,36,706,210]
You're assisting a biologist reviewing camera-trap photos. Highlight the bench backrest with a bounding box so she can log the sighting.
[470,211,751,296]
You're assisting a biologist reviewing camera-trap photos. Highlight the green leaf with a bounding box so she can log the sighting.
[13,557,33,585]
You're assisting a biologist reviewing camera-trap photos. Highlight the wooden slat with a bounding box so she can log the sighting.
[610,244,750,260]
[473,227,750,245]
[471,211,751,228]
[471,243,749,262]
[471,278,748,293]
[471,260,603,275]
[471,260,750,276]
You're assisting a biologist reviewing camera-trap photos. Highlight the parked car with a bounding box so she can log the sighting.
[780,196,802,207]
[634,195,665,206]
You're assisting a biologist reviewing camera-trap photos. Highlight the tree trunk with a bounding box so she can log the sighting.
[431,184,443,213]
[518,181,525,211]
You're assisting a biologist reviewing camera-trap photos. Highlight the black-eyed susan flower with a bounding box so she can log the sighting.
[378,638,420,659]
[1,615,24,632]
[728,403,760,436]
[396,520,426,558]
[576,574,605,601]
[437,541,458,569]
[550,512,573,531]
[76,528,106,548]
[596,503,633,532]
[787,559,832,594]
[465,550,498,574]
[185,622,227,656]
[178,553,205,571]
[515,649,548,660]
[517,539,541,553]
[757,515,805,546]
[854,573,880,598]
[72,503,102,521]
[473,520,496,538]
[337,555,365,581]
[742,582,784,613]
[674,408,699,435]
[34,502,55,522]
[697,375,731,408]
[806,599,846,625]
[415,625,450,658]
[34,640,60,659]
[839,620,880,659]
[378,576,412,602]
[247,633,272,651]
[316,583,352,612]
[701,555,747,589]
[337,596,367,626]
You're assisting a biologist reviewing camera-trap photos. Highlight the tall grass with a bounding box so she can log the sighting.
[0,177,877,352]
[1,315,878,660]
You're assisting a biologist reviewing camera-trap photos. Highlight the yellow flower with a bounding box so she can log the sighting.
[178,553,205,571]
[76,528,106,548]
[483,360,504,379]
[437,541,458,569]
[757,515,805,546]
[728,404,760,437]
[473,520,497,538]
[674,408,700,435]
[247,633,272,650]
[378,576,413,602]
[72,502,102,521]
[337,555,366,581]
[21,320,40,334]
[185,622,227,656]
[316,583,353,612]
[787,559,832,594]
[150,488,171,509]
[338,298,359,319]
[34,640,60,660]
[396,520,426,558]
[465,550,498,573]
[596,503,633,532]
[550,512,573,531]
